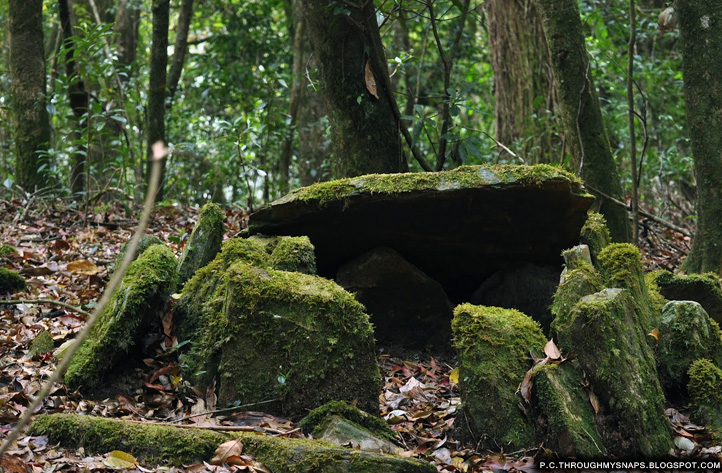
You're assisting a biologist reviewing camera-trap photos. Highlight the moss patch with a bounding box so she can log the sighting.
[300,400,397,442]
[181,261,380,416]
[688,359,722,429]
[0,267,26,293]
[532,362,606,458]
[553,288,671,456]
[654,271,722,326]
[115,234,163,269]
[0,244,18,257]
[452,303,546,449]
[65,244,177,389]
[28,330,54,357]
[657,301,722,399]
[177,202,225,285]
[579,212,611,265]
[29,414,434,472]
[550,262,604,328]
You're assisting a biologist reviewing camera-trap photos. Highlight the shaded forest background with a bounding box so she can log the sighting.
[0,0,699,260]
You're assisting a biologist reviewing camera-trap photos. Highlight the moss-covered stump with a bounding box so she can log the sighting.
[553,288,672,457]
[180,261,380,416]
[247,164,593,300]
[657,301,722,399]
[688,359,722,429]
[0,267,27,293]
[550,261,604,324]
[597,243,660,333]
[654,271,722,326]
[115,234,163,268]
[452,304,546,449]
[28,414,435,472]
[177,202,225,286]
[175,235,316,340]
[579,212,611,265]
[532,362,606,458]
[65,244,177,389]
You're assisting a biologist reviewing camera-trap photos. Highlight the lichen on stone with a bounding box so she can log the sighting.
[452,303,546,449]
[300,400,397,442]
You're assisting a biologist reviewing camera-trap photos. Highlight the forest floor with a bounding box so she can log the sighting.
[0,197,711,473]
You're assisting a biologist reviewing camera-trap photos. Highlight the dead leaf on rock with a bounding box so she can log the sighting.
[520,368,533,404]
[544,339,561,360]
[211,439,244,465]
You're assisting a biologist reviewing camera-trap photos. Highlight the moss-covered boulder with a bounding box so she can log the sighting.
[654,271,722,326]
[180,261,380,416]
[657,301,722,399]
[115,234,163,268]
[177,202,225,285]
[65,244,177,389]
[550,260,604,324]
[579,212,611,265]
[452,304,546,449]
[300,400,397,443]
[247,164,593,300]
[688,359,722,429]
[28,414,436,472]
[552,288,672,456]
[597,243,660,333]
[0,267,26,293]
[532,362,606,458]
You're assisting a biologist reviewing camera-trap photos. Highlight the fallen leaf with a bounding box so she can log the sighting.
[520,368,533,404]
[544,339,562,360]
[365,60,379,99]
[211,439,244,465]
[648,327,660,341]
[67,259,100,275]
[588,390,600,415]
[103,450,138,469]
[449,367,459,384]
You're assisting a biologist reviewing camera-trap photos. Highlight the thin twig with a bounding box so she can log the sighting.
[0,143,166,460]
[0,299,92,318]
[127,419,297,436]
[168,399,281,423]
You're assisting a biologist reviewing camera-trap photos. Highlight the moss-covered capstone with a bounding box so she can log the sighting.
[0,267,26,293]
[65,244,177,389]
[688,359,722,429]
[597,243,660,333]
[247,164,594,300]
[179,259,380,416]
[579,212,611,265]
[177,202,225,286]
[452,303,546,449]
[654,271,722,326]
[657,301,722,399]
[532,362,606,458]
[300,400,397,443]
[28,414,436,472]
[552,288,672,456]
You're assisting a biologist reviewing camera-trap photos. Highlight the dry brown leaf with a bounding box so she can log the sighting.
[648,327,660,341]
[520,368,533,404]
[588,390,601,414]
[544,339,562,360]
[67,259,101,275]
[365,60,379,99]
[211,439,244,465]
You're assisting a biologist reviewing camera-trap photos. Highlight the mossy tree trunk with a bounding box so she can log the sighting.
[678,1,722,275]
[300,0,407,178]
[485,0,560,164]
[9,0,51,191]
[146,0,170,201]
[534,0,630,243]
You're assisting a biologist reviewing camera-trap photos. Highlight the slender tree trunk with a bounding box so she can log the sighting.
[534,0,630,243]
[146,0,170,200]
[678,1,722,275]
[115,0,141,71]
[300,0,407,177]
[9,0,51,191]
[485,0,559,164]
[167,0,194,102]
[59,0,90,195]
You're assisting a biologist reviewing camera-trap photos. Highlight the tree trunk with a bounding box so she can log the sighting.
[534,0,630,243]
[115,0,141,70]
[300,0,407,177]
[678,1,722,274]
[59,0,90,195]
[146,0,170,200]
[485,0,559,164]
[9,0,51,191]
[167,0,194,103]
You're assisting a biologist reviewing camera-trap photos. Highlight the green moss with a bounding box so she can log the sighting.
[29,413,435,472]
[580,212,611,265]
[657,301,722,398]
[289,164,586,207]
[115,234,164,269]
[0,244,18,257]
[177,202,225,285]
[0,267,26,293]
[29,330,54,356]
[550,263,604,329]
[654,271,722,326]
[688,359,722,428]
[183,262,380,416]
[300,401,396,442]
[644,271,669,317]
[267,236,317,274]
[532,362,606,458]
[597,243,658,332]
[65,245,178,389]
[553,289,672,456]
[452,303,546,449]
